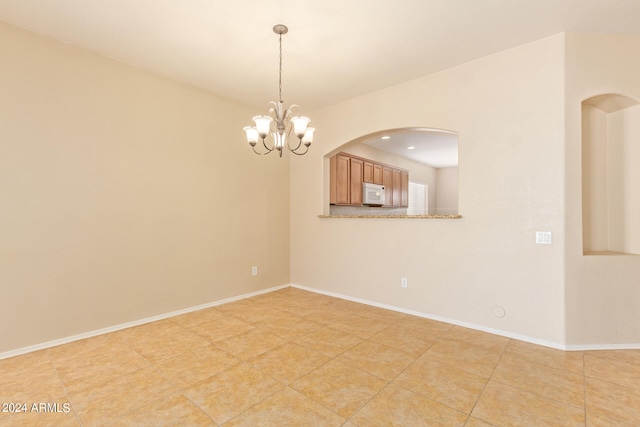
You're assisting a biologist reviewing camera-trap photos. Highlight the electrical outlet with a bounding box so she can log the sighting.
[401,277,408,288]
[251,266,258,276]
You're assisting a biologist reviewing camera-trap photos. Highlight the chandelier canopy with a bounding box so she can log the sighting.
[243,24,315,157]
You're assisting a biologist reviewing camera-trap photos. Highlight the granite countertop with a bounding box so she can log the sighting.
[318,214,462,219]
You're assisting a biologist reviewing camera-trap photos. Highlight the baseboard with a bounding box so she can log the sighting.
[6,282,638,359]
[291,284,640,352]
[564,343,640,351]
[0,284,290,361]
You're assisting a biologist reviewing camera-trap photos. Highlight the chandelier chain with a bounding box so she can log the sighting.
[278,32,283,103]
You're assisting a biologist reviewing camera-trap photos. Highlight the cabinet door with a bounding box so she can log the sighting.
[401,171,409,207]
[363,161,374,183]
[373,163,383,185]
[382,166,393,206]
[350,158,364,205]
[335,155,350,205]
[330,156,337,204]
[392,169,402,206]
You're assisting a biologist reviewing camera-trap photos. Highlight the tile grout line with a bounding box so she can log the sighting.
[486,350,587,410]
[180,390,218,426]
[581,351,640,426]
[582,351,587,426]
[46,349,85,427]
[210,293,339,424]
[220,297,399,425]
[464,335,512,423]
[342,329,458,424]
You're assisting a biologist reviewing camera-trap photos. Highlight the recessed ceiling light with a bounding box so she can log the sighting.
[407,146,415,150]
[381,136,390,140]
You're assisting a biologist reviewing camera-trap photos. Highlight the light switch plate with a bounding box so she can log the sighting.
[535,231,552,245]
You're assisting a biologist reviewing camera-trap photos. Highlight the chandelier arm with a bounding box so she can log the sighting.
[262,138,274,152]
[252,145,267,155]
[259,146,277,155]
[288,136,302,152]
[289,145,309,156]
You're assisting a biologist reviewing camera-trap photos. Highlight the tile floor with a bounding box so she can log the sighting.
[1,287,639,426]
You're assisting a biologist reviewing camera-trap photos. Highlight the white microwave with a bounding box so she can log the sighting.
[363,183,385,205]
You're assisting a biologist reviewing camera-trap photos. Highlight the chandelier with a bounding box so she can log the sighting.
[243,24,315,157]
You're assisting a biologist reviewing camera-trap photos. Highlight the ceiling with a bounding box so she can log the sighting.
[2,0,640,113]
[361,129,458,168]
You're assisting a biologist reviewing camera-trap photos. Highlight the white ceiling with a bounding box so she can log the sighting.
[361,129,459,168]
[2,0,640,113]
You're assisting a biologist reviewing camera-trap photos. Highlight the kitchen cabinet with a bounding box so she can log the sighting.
[387,168,409,207]
[401,171,409,207]
[330,154,351,205]
[373,164,383,185]
[330,152,408,207]
[392,169,402,206]
[382,166,393,206]
[363,161,374,183]
[350,157,364,205]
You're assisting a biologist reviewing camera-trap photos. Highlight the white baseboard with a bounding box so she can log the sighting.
[5,282,638,359]
[0,284,290,361]
[565,342,640,351]
[291,284,640,352]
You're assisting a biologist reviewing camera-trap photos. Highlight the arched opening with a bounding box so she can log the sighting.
[325,128,458,216]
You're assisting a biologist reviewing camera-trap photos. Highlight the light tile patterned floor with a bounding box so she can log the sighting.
[1,287,640,426]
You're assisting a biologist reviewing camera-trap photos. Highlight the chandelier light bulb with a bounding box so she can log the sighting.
[252,115,273,139]
[243,126,259,145]
[291,116,311,138]
[302,127,315,146]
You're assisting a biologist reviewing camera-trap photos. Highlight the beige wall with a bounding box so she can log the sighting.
[0,22,290,354]
[292,34,567,345]
[565,33,640,346]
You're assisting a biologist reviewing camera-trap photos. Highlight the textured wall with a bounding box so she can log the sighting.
[0,22,291,354]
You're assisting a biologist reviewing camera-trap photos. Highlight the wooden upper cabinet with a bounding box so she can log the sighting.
[350,157,364,205]
[329,156,337,204]
[363,161,374,183]
[373,164,383,185]
[332,154,350,205]
[401,171,409,207]
[382,166,393,206]
[392,169,402,206]
[330,152,408,207]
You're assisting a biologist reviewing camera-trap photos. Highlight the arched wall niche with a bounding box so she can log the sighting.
[323,127,459,216]
[582,93,640,255]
